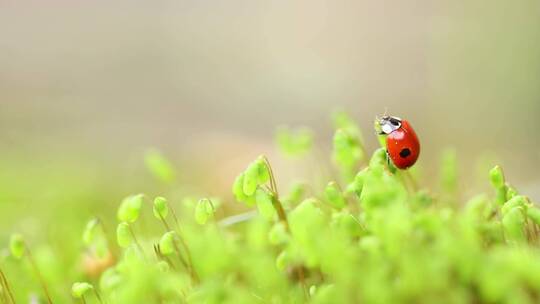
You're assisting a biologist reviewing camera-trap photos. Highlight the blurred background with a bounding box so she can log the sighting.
[1,0,539,235]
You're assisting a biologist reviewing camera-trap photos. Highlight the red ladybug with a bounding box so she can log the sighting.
[378,115,420,169]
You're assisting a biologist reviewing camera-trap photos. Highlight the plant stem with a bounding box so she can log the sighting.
[164,201,198,279]
[158,214,198,283]
[404,170,418,192]
[97,218,117,260]
[0,272,8,304]
[0,268,15,304]
[262,156,307,298]
[296,267,309,299]
[24,245,52,304]
[93,289,103,304]
[163,255,177,270]
[153,245,177,270]
[217,211,257,227]
[271,195,290,231]
[127,225,147,261]
[262,156,289,229]
[158,215,188,269]
[165,201,182,232]
[262,156,279,197]
[177,235,199,284]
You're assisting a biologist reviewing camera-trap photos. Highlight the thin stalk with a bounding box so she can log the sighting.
[81,295,86,304]
[153,245,177,270]
[93,289,103,304]
[207,198,220,227]
[262,156,279,197]
[296,267,309,300]
[0,268,15,304]
[127,225,147,261]
[271,195,290,231]
[24,245,52,304]
[97,218,117,260]
[0,273,8,304]
[262,156,289,229]
[163,255,177,271]
[158,215,188,269]
[262,156,307,298]
[525,218,531,243]
[177,236,199,284]
[402,170,418,193]
[406,170,418,192]
[157,214,198,283]
[165,201,181,233]
[163,201,197,277]
[218,211,257,227]
[336,182,358,212]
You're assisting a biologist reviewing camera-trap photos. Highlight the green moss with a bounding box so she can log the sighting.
[3,113,540,304]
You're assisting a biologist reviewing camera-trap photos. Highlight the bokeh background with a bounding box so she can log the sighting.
[1,0,539,237]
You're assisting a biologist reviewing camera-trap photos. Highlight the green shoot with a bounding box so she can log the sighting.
[144,149,176,183]
[10,234,52,304]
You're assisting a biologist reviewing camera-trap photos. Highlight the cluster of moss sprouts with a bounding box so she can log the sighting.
[0,112,539,304]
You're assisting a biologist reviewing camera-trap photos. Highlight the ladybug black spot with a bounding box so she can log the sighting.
[399,148,411,158]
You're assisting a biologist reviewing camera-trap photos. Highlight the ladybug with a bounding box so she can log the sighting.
[378,115,420,169]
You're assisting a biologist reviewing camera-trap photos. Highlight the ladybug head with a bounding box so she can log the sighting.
[378,115,402,135]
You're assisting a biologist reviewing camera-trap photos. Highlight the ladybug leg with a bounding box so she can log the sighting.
[385,150,391,166]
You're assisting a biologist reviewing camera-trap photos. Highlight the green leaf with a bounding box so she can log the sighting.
[268,222,289,245]
[309,285,317,297]
[506,186,518,200]
[159,231,177,255]
[116,222,132,248]
[369,148,387,169]
[464,195,490,219]
[332,129,363,170]
[489,165,505,189]
[331,211,362,237]
[275,126,313,157]
[527,207,540,226]
[283,182,306,206]
[82,218,99,245]
[255,156,271,184]
[502,207,526,244]
[276,250,292,271]
[153,196,169,220]
[346,168,367,197]
[235,157,271,206]
[501,196,527,215]
[144,149,175,183]
[289,199,326,267]
[71,282,93,298]
[324,182,346,210]
[255,188,275,220]
[195,198,214,225]
[156,260,170,272]
[243,161,260,196]
[233,173,248,201]
[9,234,25,259]
[117,194,144,223]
